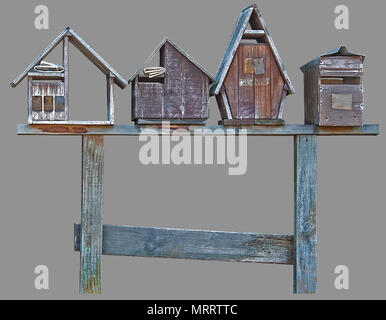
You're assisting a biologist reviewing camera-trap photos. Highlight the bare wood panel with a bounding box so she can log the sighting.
[253,44,271,119]
[242,30,265,39]
[162,42,184,118]
[74,224,294,265]
[294,135,317,294]
[320,56,363,76]
[136,83,164,119]
[270,50,285,119]
[63,36,69,120]
[106,74,115,123]
[238,44,254,119]
[224,49,239,119]
[80,135,104,294]
[319,84,363,126]
[303,66,320,125]
[17,124,379,136]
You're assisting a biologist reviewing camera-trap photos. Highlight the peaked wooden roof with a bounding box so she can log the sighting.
[128,38,214,83]
[300,45,366,73]
[210,5,295,96]
[11,27,128,89]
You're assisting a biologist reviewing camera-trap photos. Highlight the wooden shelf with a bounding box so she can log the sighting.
[17,124,379,136]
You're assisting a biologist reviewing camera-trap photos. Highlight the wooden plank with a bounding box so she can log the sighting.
[17,124,379,136]
[303,65,320,125]
[294,135,317,294]
[80,135,104,294]
[238,45,255,119]
[224,48,239,118]
[74,224,294,265]
[277,88,287,120]
[136,119,206,125]
[27,76,33,124]
[107,73,115,123]
[63,36,69,121]
[242,30,265,39]
[253,44,271,119]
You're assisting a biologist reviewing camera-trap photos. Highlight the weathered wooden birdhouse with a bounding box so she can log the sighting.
[129,38,214,125]
[210,5,295,126]
[11,27,128,125]
[301,46,365,127]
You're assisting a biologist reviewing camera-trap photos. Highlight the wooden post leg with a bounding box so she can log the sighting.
[80,135,104,294]
[294,135,317,294]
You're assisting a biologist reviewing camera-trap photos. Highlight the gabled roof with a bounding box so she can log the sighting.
[128,38,214,83]
[10,27,128,89]
[300,45,365,73]
[210,5,295,96]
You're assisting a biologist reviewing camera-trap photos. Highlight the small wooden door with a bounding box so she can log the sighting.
[224,43,285,120]
[238,43,271,119]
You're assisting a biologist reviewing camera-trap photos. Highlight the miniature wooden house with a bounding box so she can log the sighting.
[210,5,295,126]
[11,27,128,125]
[129,38,214,125]
[300,46,365,127]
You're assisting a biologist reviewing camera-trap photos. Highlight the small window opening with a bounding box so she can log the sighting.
[321,76,361,85]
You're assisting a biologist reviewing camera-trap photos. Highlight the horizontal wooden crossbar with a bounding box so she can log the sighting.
[74,224,294,265]
[18,124,379,136]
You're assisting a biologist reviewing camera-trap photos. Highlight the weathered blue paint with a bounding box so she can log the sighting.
[17,124,379,136]
[294,135,317,294]
[74,224,294,265]
[80,135,104,294]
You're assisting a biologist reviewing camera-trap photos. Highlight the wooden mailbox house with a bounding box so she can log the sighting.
[129,38,214,125]
[10,27,128,125]
[301,45,365,127]
[210,5,295,126]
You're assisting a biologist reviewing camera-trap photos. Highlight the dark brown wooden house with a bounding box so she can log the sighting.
[300,45,365,127]
[129,38,214,125]
[210,5,295,125]
[11,27,128,125]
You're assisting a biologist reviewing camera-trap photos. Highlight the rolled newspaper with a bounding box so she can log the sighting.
[144,67,166,78]
[34,61,64,73]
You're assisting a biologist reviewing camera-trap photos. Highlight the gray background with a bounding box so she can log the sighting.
[0,0,384,299]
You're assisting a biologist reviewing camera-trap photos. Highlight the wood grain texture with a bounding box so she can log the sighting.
[63,35,69,120]
[107,73,115,123]
[17,124,379,136]
[319,84,363,126]
[303,65,320,125]
[74,224,294,265]
[80,135,104,294]
[242,30,265,39]
[319,56,363,77]
[132,41,210,123]
[294,135,317,294]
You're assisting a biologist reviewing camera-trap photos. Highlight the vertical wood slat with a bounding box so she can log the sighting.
[294,135,317,294]
[80,135,104,294]
[107,73,115,123]
[63,35,69,120]
[27,76,33,124]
